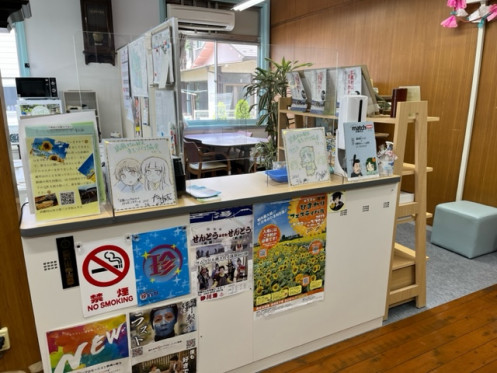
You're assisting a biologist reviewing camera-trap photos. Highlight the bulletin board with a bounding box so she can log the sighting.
[117,18,183,157]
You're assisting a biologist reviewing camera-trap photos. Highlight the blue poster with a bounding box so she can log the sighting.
[132,226,190,306]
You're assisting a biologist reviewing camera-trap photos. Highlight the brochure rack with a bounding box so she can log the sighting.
[374,101,439,317]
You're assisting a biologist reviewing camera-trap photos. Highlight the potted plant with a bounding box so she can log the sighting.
[244,57,312,170]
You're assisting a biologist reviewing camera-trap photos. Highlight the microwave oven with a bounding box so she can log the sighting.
[15,77,58,98]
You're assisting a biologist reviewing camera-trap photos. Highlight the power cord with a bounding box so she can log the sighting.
[19,201,29,226]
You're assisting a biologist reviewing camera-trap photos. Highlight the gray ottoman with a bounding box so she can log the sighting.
[431,200,497,258]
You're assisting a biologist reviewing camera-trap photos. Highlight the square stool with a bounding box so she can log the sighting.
[431,200,497,258]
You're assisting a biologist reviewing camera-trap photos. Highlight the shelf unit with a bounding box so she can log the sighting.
[277,97,337,161]
[379,101,438,317]
[277,97,439,318]
[62,90,101,139]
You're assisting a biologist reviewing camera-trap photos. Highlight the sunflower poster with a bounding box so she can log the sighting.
[23,133,100,221]
[19,111,105,218]
[253,194,327,318]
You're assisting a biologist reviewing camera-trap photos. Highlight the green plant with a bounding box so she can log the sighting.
[244,57,312,169]
[235,99,251,119]
[217,101,227,119]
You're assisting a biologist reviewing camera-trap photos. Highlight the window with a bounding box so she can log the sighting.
[0,28,20,137]
[180,37,258,124]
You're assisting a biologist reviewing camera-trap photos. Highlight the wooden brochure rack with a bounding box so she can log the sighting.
[378,101,438,317]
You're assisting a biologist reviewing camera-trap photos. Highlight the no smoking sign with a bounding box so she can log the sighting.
[82,245,130,287]
[77,240,137,317]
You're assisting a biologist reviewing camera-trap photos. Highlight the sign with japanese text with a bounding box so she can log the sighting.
[189,206,253,301]
[253,194,327,318]
[129,297,197,365]
[77,237,137,318]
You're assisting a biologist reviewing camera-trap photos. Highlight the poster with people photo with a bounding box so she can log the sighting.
[129,298,197,363]
[253,194,327,318]
[189,206,253,301]
[131,348,196,373]
[105,138,177,212]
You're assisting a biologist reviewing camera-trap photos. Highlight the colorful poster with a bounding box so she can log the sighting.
[76,237,137,318]
[105,138,177,212]
[19,111,106,214]
[129,298,197,360]
[189,206,253,301]
[132,226,190,306]
[131,348,196,373]
[24,133,100,221]
[46,314,129,373]
[282,127,331,186]
[253,194,327,318]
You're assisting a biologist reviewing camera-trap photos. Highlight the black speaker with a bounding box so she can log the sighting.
[172,156,186,195]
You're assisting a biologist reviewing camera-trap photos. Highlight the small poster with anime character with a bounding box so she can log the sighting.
[132,226,190,306]
[129,298,197,366]
[282,127,330,186]
[253,194,327,318]
[343,121,379,181]
[105,138,177,212]
[189,206,253,301]
[46,314,129,373]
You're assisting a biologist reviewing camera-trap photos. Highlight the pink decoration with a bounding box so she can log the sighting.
[487,4,497,21]
[441,15,458,28]
[447,0,466,9]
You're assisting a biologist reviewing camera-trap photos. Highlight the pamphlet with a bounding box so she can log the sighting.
[286,71,309,112]
[186,185,221,200]
[342,121,379,181]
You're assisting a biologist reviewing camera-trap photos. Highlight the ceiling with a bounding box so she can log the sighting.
[0,0,30,30]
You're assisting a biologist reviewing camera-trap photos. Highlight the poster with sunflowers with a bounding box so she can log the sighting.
[19,112,103,221]
[253,194,327,318]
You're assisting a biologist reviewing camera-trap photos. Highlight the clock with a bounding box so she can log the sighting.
[80,0,115,65]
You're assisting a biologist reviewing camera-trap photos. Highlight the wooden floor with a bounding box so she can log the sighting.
[262,284,497,373]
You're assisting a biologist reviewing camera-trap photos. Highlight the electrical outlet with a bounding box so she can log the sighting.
[0,327,10,351]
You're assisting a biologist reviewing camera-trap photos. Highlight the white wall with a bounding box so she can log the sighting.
[23,0,160,138]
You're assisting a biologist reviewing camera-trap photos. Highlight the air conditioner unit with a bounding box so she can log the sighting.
[167,4,235,32]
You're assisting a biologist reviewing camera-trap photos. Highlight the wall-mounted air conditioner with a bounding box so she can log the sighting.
[167,4,235,32]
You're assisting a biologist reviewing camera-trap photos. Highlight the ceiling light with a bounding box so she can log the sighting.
[232,0,265,12]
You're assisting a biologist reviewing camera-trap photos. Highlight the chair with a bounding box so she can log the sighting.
[183,140,231,178]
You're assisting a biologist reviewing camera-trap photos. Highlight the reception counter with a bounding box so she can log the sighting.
[20,172,399,372]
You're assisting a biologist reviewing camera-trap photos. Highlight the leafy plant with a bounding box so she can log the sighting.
[244,57,312,169]
[235,99,251,119]
[217,101,227,119]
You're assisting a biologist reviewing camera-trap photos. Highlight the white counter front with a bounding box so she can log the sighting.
[20,172,399,373]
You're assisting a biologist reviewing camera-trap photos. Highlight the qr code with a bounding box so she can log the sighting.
[186,338,196,348]
[132,347,143,357]
[60,191,75,205]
